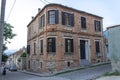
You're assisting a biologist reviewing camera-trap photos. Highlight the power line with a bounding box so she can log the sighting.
[44,0,50,3]
[6,0,16,22]
[39,0,47,4]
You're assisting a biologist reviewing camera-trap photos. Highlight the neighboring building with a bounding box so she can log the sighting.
[107,24,120,72]
[27,3,105,73]
[6,47,26,70]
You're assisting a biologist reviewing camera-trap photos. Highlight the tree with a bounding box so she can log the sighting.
[21,52,26,57]
[3,23,16,51]
[2,23,16,62]
[2,53,8,62]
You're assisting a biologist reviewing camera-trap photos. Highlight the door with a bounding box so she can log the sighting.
[80,39,90,66]
[80,40,86,59]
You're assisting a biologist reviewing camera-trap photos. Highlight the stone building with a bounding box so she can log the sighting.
[6,47,26,70]
[27,3,105,73]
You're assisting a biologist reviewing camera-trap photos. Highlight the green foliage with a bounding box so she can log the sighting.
[2,53,8,62]
[3,23,16,51]
[21,52,26,57]
[4,23,16,43]
[103,71,120,76]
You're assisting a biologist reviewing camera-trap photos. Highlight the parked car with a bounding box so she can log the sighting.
[9,65,17,71]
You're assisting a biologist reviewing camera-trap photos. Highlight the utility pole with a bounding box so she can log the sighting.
[0,0,6,69]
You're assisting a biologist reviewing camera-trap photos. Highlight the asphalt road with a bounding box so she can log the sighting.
[0,70,40,80]
[0,63,112,80]
[58,64,112,80]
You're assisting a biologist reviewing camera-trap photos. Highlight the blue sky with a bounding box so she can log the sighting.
[4,0,120,54]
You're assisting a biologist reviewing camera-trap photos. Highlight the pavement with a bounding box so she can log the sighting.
[18,62,112,80]
[96,76,120,80]
[27,77,70,80]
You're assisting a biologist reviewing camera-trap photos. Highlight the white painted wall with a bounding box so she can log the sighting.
[108,25,120,72]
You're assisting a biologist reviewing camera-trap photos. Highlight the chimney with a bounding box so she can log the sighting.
[38,8,41,12]
[31,16,34,19]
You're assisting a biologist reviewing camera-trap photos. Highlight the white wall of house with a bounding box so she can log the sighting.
[108,25,120,72]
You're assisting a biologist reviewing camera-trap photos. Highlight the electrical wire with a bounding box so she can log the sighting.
[39,0,47,4]
[44,0,50,3]
[6,0,16,22]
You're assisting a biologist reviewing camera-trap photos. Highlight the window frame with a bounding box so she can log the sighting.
[39,14,45,29]
[34,42,36,55]
[81,16,86,29]
[62,12,74,27]
[47,10,59,24]
[65,38,74,54]
[47,37,56,53]
[94,20,101,32]
[40,39,43,55]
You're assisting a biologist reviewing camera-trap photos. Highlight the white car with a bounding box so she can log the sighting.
[9,65,17,71]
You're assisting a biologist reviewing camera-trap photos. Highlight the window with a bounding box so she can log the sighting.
[95,41,100,53]
[47,37,56,52]
[65,38,74,53]
[94,20,101,31]
[62,12,74,26]
[95,41,102,57]
[33,23,36,33]
[47,10,59,24]
[81,17,86,29]
[27,45,30,54]
[34,42,36,54]
[40,40,43,54]
[40,15,45,29]
[40,62,42,68]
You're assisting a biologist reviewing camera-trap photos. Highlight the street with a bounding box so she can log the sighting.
[58,64,112,80]
[0,70,41,80]
[0,70,69,80]
[0,64,112,80]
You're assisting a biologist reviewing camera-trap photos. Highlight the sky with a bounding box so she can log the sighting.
[4,0,120,54]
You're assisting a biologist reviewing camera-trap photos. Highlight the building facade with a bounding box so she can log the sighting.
[6,47,26,70]
[107,25,120,72]
[27,4,105,73]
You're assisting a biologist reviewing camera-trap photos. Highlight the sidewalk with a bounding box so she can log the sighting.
[96,76,120,80]
[19,62,110,77]
[27,77,71,80]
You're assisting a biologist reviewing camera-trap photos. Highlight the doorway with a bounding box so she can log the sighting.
[79,39,90,66]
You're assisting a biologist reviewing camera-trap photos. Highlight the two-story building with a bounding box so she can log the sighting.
[27,3,105,73]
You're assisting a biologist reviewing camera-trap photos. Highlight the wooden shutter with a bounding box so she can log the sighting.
[46,11,49,24]
[55,10,59,24]
[52,38,56,52]
[95,41,100,53]
[62,12,65,25]
[43,15,45,27]
[47,38,49,52]
[71,39,74,52]
[27,45,30,54]
[65,39,68,52]
[40,40,43,53]
[94,20,97,31]
[40,16,42,28]
[98,21,101,31]
[70,14,74,26]
[81,17,86,29]
[34,43,36,54]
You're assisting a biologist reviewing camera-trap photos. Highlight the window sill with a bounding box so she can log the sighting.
[65,52,73,54]
[47,52,56,54]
